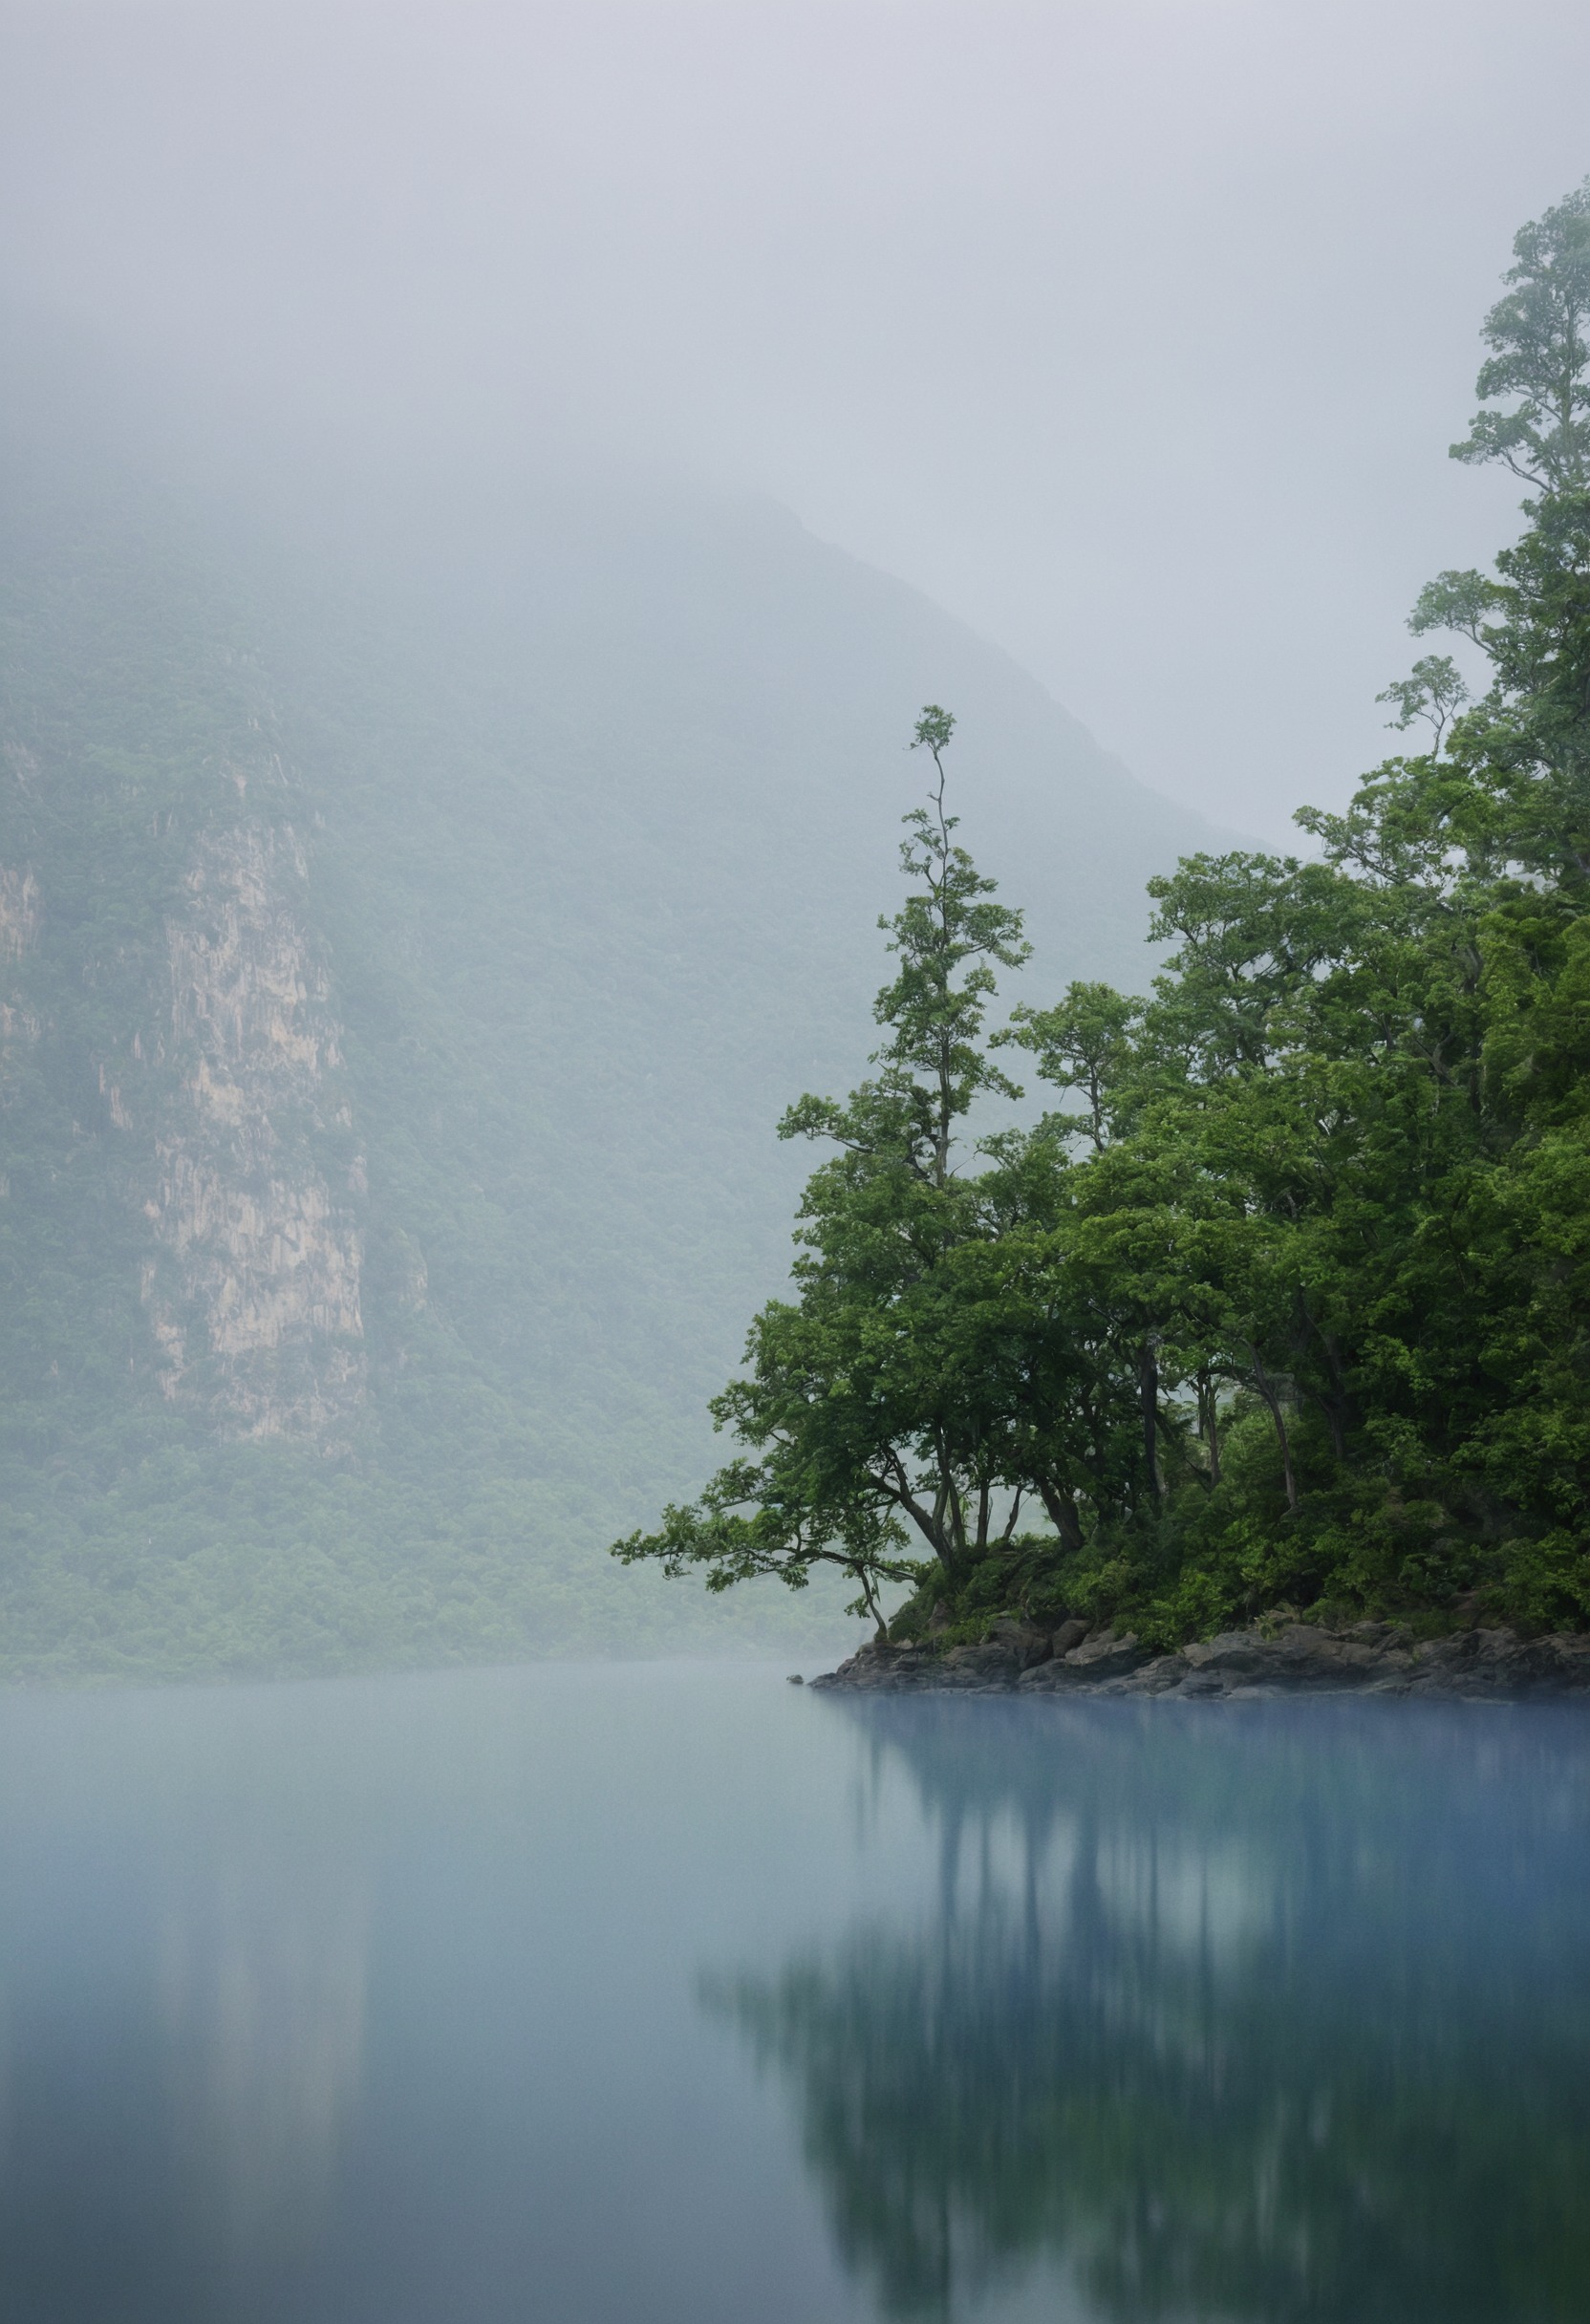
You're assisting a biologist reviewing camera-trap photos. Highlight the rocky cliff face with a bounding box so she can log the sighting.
[140,807,366,1445]
[0,851,42,1108]
[0,857,41,962]
[0,700,366,1449]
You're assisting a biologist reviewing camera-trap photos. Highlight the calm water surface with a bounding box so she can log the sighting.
[0,1664,1586,2322]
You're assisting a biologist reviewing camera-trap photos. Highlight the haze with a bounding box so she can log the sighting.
[5,0,1587,839]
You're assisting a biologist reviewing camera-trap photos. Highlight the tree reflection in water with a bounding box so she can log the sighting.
[706,1699,1590,2324]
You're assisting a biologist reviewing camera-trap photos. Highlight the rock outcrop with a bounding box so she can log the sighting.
[809,1619,1590,1701]
[2,699,367,1452]
[139,814,366,1444]
[0,852,42,1093]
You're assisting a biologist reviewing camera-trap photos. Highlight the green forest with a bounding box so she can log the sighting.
[617,180,1590,1650]
[0,335,1213,1681]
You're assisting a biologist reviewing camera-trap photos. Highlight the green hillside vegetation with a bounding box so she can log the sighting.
[617,179,1590,1647]
[0,367,1219,1680]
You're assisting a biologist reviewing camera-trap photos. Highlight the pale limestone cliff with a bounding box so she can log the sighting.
[0,853,40,1207]
[0,857,40,1064]
[2,682,367,1448]
[0,860,40,961]
[139,809,367,1445]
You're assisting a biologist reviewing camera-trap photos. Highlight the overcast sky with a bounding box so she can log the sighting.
[4,0,1588,839]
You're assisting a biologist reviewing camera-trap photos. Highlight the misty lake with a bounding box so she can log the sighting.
[1,1667,1587,2323]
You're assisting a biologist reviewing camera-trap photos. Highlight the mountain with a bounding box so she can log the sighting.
[0,418,1224,1679]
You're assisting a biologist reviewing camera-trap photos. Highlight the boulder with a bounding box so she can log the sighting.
[982,1617,1053,1669]
[1410,1634,1469,1670]
[809,1642,939,1692]
[1063,1626,1147,1679]
[1272,1624,1388,1686]
[1178,1668,1229,1697]
[1120,1654,1193,1695]
[1018,1656,1093,1691]
[1424,1627,1590,1697]
[1049,1618,1092,1658]
[937,1642,1022,1689]
[1526,1635,1590,1690]
[1182,1630,1271,1681]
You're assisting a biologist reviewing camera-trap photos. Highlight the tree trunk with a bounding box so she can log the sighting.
[854,1563,889,1643]
[1198,1370,1221,1487]
[1038,1479,1085,1554]
[1248,1348,1298,1511]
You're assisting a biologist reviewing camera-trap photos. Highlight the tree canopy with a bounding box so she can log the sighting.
[614,179,1590,1647]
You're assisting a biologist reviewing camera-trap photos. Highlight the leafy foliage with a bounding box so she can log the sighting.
[614,707,1033,1630]
[618,181,1590,1646]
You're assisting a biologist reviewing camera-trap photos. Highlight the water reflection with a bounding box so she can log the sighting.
[712,1699,1590,2323]
[0,1831,367,2317]
[156,1852,369,2252]
[1,1674,1587,2322]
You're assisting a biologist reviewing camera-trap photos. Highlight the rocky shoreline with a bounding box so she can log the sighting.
[808,1616,1590,1701]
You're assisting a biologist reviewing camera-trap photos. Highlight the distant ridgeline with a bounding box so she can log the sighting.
[615,179,1590,1649]
[0,406,1214,1678]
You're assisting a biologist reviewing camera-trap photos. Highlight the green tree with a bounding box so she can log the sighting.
[1449,175,1590,494]
[611,710,1030,1629]
[616,180,1590,1653]
[1001,981,1138,1151]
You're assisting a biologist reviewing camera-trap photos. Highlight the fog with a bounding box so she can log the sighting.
[5,0,1587,840]
[5,1672,1589,2318]
[5,32,1590,2298]
[2,0,1588,1677]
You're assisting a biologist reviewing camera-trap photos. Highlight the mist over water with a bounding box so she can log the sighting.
[2,1669,1586,2321]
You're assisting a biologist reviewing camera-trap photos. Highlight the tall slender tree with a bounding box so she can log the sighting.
[612,710,1029,1627]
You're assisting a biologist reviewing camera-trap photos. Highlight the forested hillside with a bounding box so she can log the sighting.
[0,388,1218,1678]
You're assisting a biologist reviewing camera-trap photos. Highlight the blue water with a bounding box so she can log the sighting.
[0,1664,1586,2322]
